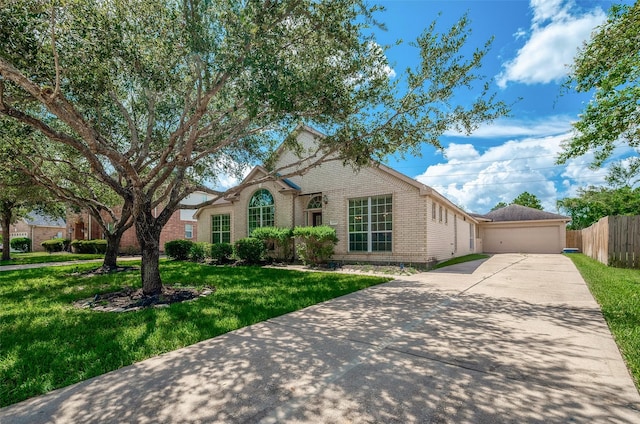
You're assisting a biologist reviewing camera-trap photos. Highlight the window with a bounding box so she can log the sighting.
[349,195,392,252]
[432,203,436,220]
[212,214,231,244]
[185,224,193,239]
[248,189,274,234]
[439,206,443,222]
[445,209,448,224]
[307,195,323,209]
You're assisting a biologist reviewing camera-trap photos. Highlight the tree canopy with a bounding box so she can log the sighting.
[558,3,640,166]
[0,0,508,294]
[0,119,63,260]
[491,191,542,211]
[557,185,640,230]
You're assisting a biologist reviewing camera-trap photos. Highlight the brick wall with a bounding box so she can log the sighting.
[195,128,482,265]
[10,220,65,252]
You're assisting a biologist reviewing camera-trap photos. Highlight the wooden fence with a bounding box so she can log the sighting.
[567,215,640,269]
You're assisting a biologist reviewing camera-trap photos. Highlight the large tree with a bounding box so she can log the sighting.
[558,2,640,166]
[0,124,63,260]
[511,191,542,210]
[2,118,133,268]
[490,191,542,211]
[0,0,508,294]
[557,185,640,229]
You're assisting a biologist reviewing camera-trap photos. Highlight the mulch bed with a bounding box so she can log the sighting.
[73,285,216,312]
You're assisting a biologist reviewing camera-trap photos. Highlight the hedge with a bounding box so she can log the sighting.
[10,237,31,253]
[211,242,233,263]
[293,226,338,266]
[233,237,266,264]
[41,238,70,253]
[251,227,294,262]
[165,239,194,261]
[70,239,108,254]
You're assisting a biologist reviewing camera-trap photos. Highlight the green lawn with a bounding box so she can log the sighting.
[567,254,640,390]
[0,260,390,407]
[0,252,104,266]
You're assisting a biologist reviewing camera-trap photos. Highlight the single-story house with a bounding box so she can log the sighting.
[10,212,66,252]
[195,126,483,266]
[474,204,570,254]
[195,126,570,263]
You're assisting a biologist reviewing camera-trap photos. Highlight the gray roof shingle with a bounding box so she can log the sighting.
[480,204,569,222]
[24,212,66,228]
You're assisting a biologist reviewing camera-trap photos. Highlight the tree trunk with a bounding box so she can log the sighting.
[135,211,163,296]
[102,232,122,270]
[1,212,11,262]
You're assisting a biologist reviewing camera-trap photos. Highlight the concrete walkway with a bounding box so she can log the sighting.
[1,254,639,423]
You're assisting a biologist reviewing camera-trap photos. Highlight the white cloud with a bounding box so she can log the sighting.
[445,115,574,138]
[415,133,592,213]
[497,0,606,88]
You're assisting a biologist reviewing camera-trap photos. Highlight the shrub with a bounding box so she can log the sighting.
[164,239,193,261]
[211,242,233,263]
[41,238,70,253]
[233,237,266,264]
[293,226,338,266]
[70,239,107,254]
[189,242,210,263]
[251,227,294,262]
[10,237,31,253]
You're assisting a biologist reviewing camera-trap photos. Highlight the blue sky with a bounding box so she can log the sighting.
[374,0,635,213]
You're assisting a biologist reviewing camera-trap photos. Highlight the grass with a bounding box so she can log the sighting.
[0,260,390,407]
[0,252,104,266]
[566,254,640,390]
[433,254,490,269]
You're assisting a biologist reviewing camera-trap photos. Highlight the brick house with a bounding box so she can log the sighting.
[195,126,483,266]
[67,193,208,253]
[10,212,66,252]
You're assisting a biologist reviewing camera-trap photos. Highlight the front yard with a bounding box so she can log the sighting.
[0,260,390,407]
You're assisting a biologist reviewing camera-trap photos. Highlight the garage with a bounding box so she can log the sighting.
[477,205,570,254]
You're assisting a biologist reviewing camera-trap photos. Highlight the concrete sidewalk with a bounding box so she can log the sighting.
[0,256,142,272]
[1,254,639,423]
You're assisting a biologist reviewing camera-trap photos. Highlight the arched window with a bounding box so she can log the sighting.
[307,195,323,210]
[248,189,274,234]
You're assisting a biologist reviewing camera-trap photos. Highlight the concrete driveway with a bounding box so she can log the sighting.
[1,254,639,423]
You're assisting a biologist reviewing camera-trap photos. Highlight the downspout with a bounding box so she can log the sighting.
[292,193,297,262]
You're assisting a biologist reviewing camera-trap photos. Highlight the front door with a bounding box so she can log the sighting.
[312,212,322,226]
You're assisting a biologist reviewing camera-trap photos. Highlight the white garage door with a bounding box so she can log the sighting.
[483,225,562,254]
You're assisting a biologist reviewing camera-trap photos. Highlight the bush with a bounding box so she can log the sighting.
[189,242,210,263]
[251,227,294,262]
[293,226,338,266]
[211,242,233,263]
[233,237,266,264]
[41,238,70,253]
[10,237,31,253]
[164,239,194,261]
[70,239,107,254]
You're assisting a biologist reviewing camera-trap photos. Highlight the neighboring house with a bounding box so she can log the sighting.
[473,204,570,254]
[195,126,482,266]
[67,192,211,253]
[10,212,66,252]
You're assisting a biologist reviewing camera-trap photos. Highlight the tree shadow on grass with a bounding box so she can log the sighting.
[1,276,639,423]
